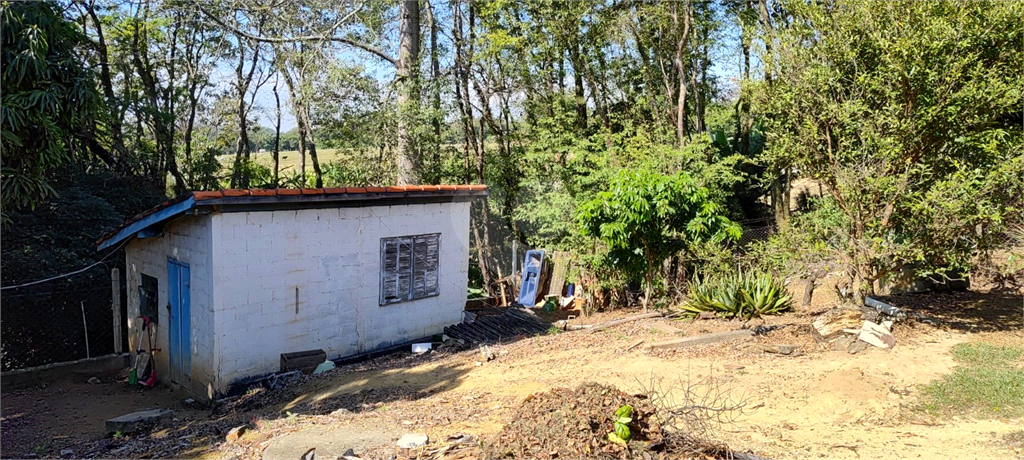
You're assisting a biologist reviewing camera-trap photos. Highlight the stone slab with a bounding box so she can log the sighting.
[106,408,173,433]
[646,329,754,350]
[397,433,428,448]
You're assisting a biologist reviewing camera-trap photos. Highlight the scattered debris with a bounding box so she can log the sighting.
[313,360,336,374]
[811,308,863,340]
[697,311,717,320]
[857,320,896,349]
[411,343,432,354]
[646,329,754,350]
[87,377,101,384]
[183,398,195,405]
[847,340,869,354]
[225,425,247,443]
[105,408,173,434]
[864,297,908,321]
[625,339,646,351]
[479,345,496,362]
[587,312,663,333]
[484,382,740,460]
[648,322,682,335]
[330,407,353,417]
[755,344,799,355]
[397,433,429,448]
[280,349,327,374]
[443,307,551,343]
[59,449,74,458]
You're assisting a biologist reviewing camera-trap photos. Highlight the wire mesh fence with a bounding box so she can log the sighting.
[1,259,127,372]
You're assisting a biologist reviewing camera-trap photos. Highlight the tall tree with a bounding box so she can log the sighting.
[1,2,105,221]
[754,0,1023,302]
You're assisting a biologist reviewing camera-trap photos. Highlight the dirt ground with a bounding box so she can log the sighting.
[2,284,1021,460]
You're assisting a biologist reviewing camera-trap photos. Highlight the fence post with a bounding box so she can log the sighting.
[111,268,122,354]
[81,301,90,359]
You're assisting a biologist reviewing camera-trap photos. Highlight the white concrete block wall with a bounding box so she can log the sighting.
[124,215,215,399]
[211,201,471,392]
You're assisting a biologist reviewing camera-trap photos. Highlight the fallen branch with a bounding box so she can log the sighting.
[587,312,663,333]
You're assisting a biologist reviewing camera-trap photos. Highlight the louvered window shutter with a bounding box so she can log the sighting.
[412,234,440,298]
[381,233,441,305]
[380,238,401,304]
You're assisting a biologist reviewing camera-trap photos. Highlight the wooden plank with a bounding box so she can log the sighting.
[645,329,754,350]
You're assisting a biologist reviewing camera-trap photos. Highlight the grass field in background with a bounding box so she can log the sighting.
[216,149,359,173]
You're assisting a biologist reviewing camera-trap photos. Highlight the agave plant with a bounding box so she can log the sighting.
[682,271,792,319]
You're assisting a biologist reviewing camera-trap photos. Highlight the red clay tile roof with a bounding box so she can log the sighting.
[97,185,488,249]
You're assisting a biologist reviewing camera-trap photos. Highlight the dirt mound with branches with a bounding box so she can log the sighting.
[484,382,732,459]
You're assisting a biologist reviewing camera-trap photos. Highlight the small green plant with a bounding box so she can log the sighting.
[607,404,633,445]
[680,271,792,319]
[920,342,1024,417]
[547,325,560,335]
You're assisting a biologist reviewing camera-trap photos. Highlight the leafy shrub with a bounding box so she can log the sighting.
[681,271,792,319]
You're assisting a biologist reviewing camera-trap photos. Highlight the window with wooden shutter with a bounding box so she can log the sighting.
[380,233,441,305]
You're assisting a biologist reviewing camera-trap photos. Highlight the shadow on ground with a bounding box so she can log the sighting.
[60,352,476,459]
[876,287,1022,333]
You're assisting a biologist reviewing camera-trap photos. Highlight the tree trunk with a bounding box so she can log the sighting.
[396,0,421,185]
[673,0,692,148]
[427,0,441,182]
[568,42,587,131]
[84,3,128,165]
[272,76,281,186]
[302,113,323,188]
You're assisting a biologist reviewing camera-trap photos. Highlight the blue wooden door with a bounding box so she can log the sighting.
[167,259,191,383]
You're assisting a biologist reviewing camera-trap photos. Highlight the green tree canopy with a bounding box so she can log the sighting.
[579,170,740,309]
[1,2,103,221]
[754,0,1023,300]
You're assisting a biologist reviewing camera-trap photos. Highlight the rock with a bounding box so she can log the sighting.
[646,329,755,350]
[226,425,247,443]
[858,320,896,349]
[847,340,869,354]
[812,308,864,340]
[87,377,101,384]
[330,408,352,417]
[313,360,336,375]
[833,334,857,351]
[649,322,682,335]
[397,433,428,448]
[106,408,173,433]
[60,449,74,458]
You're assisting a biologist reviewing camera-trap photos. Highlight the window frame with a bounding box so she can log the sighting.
[379,233,441,305]
[139,273,159,321]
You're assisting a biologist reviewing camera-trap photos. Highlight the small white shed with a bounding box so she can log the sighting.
[97,185,487,400]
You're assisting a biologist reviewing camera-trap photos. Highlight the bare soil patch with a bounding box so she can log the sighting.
[2,288,1021,460]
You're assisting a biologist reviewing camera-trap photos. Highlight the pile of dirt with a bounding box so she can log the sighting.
[484,382,730,459]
